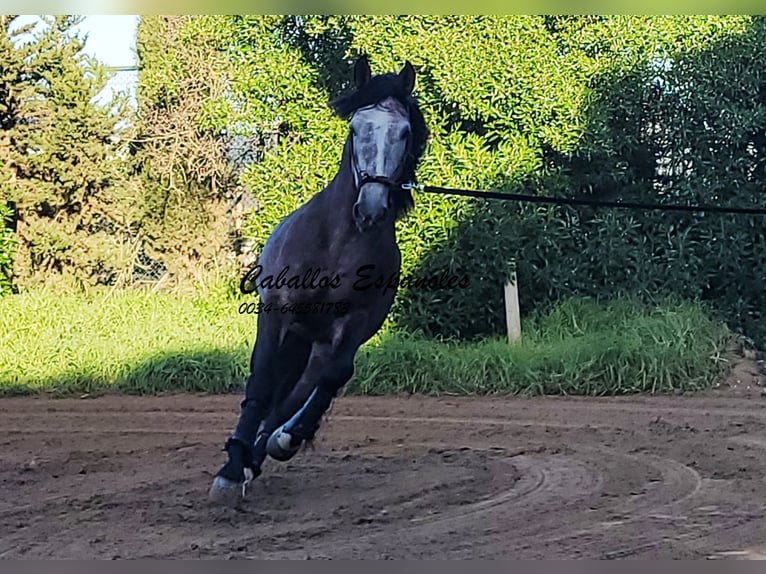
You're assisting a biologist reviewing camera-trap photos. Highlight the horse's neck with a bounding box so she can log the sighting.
[327,138,358,208]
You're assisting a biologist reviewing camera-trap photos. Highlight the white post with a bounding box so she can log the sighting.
[504,270,521,344]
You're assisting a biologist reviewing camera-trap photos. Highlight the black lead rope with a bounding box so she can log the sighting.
[406,183,766,217]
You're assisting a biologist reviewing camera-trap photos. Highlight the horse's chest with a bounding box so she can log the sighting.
[258,232,399,310]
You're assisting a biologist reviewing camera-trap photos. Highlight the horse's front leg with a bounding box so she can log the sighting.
[208,314,310,506]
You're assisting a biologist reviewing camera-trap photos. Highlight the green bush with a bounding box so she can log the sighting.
[351,298,730,396]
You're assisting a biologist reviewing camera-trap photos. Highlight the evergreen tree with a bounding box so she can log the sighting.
[0,15,136,290]
[0,15,34,294]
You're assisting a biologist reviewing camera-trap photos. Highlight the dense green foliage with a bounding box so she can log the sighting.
[0,291,730,397]
[0,16,135,290]
[136,16,765,344]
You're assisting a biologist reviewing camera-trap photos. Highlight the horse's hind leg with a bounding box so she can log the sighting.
[248,334,311,471]
[266,386,322,461]
[209,314,309,505]
[265,340,358,462]
[254,381,318,464]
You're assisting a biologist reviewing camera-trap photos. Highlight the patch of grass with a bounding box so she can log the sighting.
[0,287,256,396]
[0,289,731,397]
[349,297,732,396]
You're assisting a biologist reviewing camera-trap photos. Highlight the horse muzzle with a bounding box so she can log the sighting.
[353,181,391,231]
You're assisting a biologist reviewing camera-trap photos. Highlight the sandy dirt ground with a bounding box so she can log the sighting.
[2,364,766,559]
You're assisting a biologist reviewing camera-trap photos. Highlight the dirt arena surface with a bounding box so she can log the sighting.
[3,380,766,558]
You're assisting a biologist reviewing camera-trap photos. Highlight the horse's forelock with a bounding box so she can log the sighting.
[331,76,428,162]
[330,73,408,118]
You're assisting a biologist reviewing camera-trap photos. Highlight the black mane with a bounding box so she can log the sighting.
[330,71,429,220]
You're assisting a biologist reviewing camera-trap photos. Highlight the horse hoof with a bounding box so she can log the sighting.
[266,427,301,461]
[208,476,242,507]
[208,468,254,507]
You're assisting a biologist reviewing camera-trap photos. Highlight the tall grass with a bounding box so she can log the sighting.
[0,287,731,397]
[350,298,731,396]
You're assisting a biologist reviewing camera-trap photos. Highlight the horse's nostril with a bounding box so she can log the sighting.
[353,201,387,229]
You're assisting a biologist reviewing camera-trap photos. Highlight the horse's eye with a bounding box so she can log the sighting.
[399,126,411,140]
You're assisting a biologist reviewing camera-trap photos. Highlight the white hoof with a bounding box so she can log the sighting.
[266,427,301,461]
[208,468,253,507]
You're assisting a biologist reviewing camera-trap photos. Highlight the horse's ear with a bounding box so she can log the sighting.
[354,54,371,89]
[399,60,416,94]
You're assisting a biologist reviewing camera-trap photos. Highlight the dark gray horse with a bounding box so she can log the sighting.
[209,55,429,505]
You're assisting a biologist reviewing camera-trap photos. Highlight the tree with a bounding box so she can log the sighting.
[132,16,242,286]
[0,15,136,290]
[0,15,34,294]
